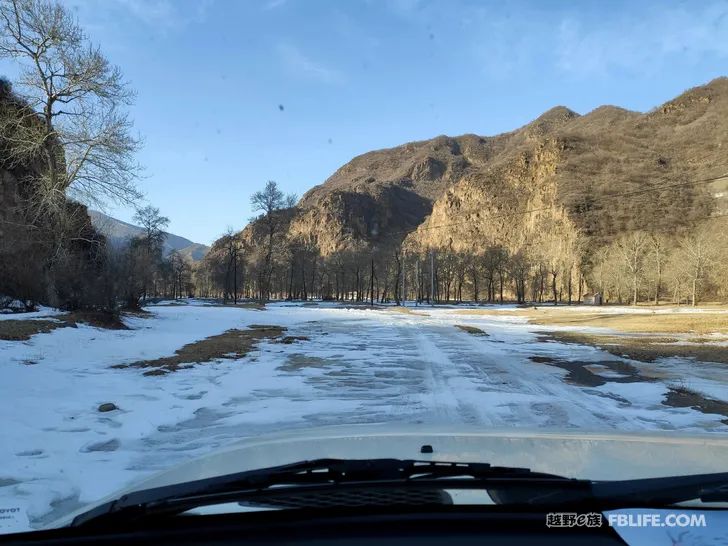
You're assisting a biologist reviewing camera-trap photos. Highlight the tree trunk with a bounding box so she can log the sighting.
[370,258,375,306]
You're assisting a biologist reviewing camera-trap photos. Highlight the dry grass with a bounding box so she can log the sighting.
[0,319,67,341]
[542,331,728,364]
[0,311,128,341]
[113,325,284,376]
[457,306,728,335]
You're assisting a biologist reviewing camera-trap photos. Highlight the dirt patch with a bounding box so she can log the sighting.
[541,331,728,364]
[276,335,310,344]
[528,356,645,387]
[455,324,488,336]
[70,311,128,330]
[664,386,728,424]
[113,325,284,376]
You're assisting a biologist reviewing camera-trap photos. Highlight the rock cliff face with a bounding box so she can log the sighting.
[408,79,727,256]
[235,78,728,257]
[0,84,103,306]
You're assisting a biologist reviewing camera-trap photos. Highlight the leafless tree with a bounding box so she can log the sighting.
[250,180,294,301]
[675,226,720,307]
[615,231,649,305]
[0,0,141,224]
[648,233,668,305]
[132,205,168,301]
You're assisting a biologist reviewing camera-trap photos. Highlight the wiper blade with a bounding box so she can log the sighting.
[591,472,728,507]
[495,471,728,509]
[71,458,579,526]
[74,458,728,527]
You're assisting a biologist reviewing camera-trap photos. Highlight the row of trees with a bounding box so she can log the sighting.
[110,206,193,309]
[593,227,727,306]
[195,181,728,307]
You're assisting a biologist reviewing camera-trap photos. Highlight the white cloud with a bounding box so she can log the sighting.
[276,43,344,84]
[556,1,728,77]
[69,0,213,32]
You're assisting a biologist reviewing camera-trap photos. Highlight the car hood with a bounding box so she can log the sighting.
[46,424,728,529]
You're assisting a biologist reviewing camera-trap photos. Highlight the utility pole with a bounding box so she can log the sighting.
[430,250,435,306]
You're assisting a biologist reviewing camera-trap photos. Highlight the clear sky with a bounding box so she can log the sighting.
[3,0,727,244]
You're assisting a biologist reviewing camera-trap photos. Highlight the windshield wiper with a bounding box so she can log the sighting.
[72,459,728,528]
[71,458,583,526]
[525,471,728,509]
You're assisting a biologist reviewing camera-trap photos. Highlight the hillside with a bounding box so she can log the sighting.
[89,210,209,261]
[234,78,727,258]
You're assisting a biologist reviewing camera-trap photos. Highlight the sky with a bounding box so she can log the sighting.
[2,0,728,244]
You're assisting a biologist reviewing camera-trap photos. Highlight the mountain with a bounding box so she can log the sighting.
[89,210,209,261]
[234,77,728,258]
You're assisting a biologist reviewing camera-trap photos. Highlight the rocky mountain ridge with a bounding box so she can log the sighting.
[235,78,728,259]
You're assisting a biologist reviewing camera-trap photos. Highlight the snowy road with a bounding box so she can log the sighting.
[2,301,728,528]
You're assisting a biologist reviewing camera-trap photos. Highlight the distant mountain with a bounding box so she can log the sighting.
[231,77,728,257]
[89,210,209,261]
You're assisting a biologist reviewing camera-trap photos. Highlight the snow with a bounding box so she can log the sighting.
[1,300,727,531]
[0,306,66,321]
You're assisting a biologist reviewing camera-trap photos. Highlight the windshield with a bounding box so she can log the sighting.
[1,0,728,536]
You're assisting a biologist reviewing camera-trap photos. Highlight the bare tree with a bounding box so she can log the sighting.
[675,226,720,307]
[648,233,668,305]
[218,227,242,303]
[615,231,649,305]
[132,205,168,301]
[134,206,169,254]
[250,180,294,301]
[0,0,141,223]
[169,250,190,300]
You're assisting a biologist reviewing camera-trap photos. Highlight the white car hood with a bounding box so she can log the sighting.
[47,424,728,529]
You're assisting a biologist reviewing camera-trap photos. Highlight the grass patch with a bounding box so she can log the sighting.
[0,310,128,341]
[541,331,728,364]
[114,324,284,376]
[455,324,488,336]
[0,319,67,341]
[457,307,728,335]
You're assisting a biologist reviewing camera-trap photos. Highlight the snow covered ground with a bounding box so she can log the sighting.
[1,300,728,530]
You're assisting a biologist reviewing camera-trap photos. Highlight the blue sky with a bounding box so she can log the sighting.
[3,0,728,244]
